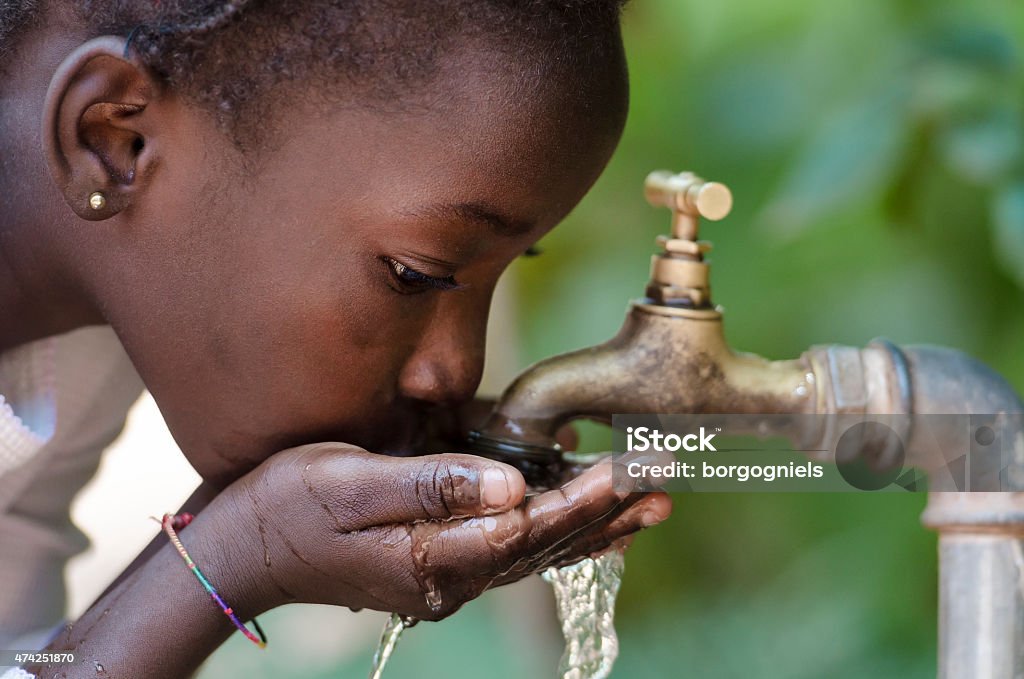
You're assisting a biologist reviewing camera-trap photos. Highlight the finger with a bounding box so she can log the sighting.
[615,447,677,492]
[555,535,634,571]
[568,492,671,556]
[526,457,638,548]
[391,490,665,614]
[385,464,664,607]
[505,492,671,577]
[411,461,647,577]
[302,447,527,530]
[489,534,637,589]
[601,534,635,555]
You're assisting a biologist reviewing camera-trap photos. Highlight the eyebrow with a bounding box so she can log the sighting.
[414,201,536,237]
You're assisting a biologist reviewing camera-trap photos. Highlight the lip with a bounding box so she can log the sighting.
[359,408,432,457]
[373,425,424,457]
[288,403,442,458]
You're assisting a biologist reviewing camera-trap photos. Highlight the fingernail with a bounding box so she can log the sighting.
[641,510,665,527]
[481,467,512,508]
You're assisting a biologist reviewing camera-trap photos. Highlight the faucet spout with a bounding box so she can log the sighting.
[478,302,816,447]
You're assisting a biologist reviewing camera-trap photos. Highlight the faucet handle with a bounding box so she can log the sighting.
[645,170,733,241]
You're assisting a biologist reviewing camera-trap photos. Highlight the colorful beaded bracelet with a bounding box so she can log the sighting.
[155,512,268,648]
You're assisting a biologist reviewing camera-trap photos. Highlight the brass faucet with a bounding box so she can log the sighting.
[467,170,1024,678]
[472,171,922,468]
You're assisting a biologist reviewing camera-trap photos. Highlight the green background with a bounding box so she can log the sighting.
[201,0,1024,676]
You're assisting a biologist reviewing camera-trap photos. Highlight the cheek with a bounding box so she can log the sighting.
[140,246,433,474]
[232,257,425,418]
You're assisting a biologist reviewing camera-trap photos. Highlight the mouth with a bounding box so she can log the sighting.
[376,433,427,457]
[373,402,490,457]
[361,408,433,457]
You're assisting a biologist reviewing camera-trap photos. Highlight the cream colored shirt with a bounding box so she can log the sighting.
[0,326,143,673]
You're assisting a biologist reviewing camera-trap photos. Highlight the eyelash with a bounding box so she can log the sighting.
[381,256,461,293]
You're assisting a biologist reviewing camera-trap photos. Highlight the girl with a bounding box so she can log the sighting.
[0,1,672,677]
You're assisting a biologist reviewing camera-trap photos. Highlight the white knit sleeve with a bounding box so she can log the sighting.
[0,328,144,652]
[0,338,56,478]
[0,668,36,678]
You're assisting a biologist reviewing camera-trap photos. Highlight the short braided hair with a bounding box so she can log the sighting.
[3,0,628,147]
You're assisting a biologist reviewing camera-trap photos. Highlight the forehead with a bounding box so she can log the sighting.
[256,47,628,234]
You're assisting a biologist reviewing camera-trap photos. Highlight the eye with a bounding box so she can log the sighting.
[381,256,461,293]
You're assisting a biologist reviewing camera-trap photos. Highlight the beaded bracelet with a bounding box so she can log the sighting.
[154,512,268,648]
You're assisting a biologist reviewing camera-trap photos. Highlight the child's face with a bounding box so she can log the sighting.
[101,58,626,485]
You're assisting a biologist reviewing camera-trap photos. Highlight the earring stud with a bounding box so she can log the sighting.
[88,191,106,211]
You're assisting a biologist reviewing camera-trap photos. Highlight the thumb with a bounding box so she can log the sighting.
[300,446,527,529]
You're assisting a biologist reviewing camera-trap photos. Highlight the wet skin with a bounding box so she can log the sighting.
[1,14,673,675]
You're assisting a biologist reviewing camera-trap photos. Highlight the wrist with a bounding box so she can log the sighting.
[27,507,272,679]
[187,492,288,618]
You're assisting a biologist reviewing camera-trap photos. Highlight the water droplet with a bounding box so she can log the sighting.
[424,588,443,613]
[94,661,106,675]
[304,464,312,471]
[409,524,445,615]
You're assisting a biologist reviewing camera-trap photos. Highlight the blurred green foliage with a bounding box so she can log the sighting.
[201,0,1024,676]
[513,0,1024,675]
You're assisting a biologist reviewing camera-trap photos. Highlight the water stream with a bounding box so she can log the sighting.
[367,613,415,679]
[541,549,626,679]
[366,549,625,679]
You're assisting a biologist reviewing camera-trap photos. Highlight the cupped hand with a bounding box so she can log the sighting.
[227,443,671,621]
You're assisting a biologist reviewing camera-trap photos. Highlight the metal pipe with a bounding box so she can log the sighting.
[468,171,1024,676]
[908,346,1024,679]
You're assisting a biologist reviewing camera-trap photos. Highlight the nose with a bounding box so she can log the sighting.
[397,297,488,406]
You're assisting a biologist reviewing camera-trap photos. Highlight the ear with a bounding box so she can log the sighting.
[42,36,163,221]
